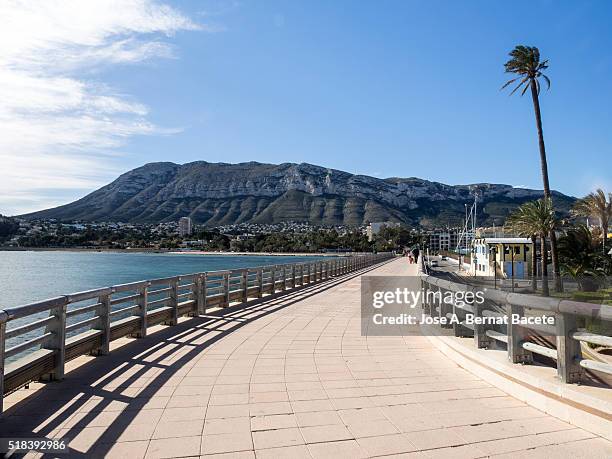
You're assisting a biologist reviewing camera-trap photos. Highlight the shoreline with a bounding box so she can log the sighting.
[168,250,349,257]
[0,247,349,257]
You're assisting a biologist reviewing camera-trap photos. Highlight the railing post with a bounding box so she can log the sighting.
[96,292,111,355]
[292,265,296,288]
[224,273,230,306]
[166,278,179,326]
[242,269,249,303]
[44,300,67,381]
[281,266,287,291]
[473,300,491,349]
[135,284,148,338]
[0,312,6,415]
[438,287,452,329]
[556,313,584,383]
[257,268,263,298]
[270,266,276,293]
[507,303,532,364]
[195,274,205,315]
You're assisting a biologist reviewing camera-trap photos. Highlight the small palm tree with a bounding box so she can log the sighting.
[502,45,561,290]
[572,189,612,253]
[558,225,607,291]
[506,198,556,296]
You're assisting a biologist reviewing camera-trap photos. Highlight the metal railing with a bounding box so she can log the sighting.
[418,259,612,385]
[0,253,393,412]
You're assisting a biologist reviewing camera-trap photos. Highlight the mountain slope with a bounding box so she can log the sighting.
[22,161,576,227]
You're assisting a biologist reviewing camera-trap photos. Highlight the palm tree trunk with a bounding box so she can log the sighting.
[602,221,608,254]
[540,234,549,297]
[531,235,537,291]
[530,80,561,292]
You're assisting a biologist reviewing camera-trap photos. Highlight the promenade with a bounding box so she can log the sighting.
[2,259,611,458]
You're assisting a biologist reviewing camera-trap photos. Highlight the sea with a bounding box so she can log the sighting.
[0,251,327,358]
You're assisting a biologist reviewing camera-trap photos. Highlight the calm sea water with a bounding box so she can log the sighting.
[1,251,327,359]
[0,251,325,309]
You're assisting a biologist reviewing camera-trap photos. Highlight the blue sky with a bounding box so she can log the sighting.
[2,0,611,215]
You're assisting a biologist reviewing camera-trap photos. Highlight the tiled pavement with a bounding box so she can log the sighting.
[2,259,612,458]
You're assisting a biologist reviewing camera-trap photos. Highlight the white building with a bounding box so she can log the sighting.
[470,237,533,279]
[178,217,193,237]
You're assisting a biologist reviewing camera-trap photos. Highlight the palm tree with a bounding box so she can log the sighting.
[502,45,561,291]
[558,224,606,291]
[506,198,556,296]
[572,188,612,254]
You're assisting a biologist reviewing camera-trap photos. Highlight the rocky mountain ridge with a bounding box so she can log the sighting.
[22,161,575,227]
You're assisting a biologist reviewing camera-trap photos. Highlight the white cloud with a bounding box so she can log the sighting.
[0,0,200,215]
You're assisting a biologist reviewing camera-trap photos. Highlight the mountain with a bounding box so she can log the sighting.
[21,161,576,227]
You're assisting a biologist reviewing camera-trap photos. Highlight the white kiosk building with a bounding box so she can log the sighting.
[470,237,534,279]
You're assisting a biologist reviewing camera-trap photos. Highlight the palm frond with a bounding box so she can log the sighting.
[509,77,529,95]
[502,45,551,97]
[501,77,520,90]
[520,80,531,96]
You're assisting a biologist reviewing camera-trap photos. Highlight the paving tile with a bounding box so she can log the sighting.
[209,393,249,406]
[201,432,254,455]
[249,391,289,403]
[291,399,335,413]
[403,428,466,450]
[300,424,354,444]
[249,401,293,416]
[212,384,250,395]
[338,407,387,424]
[250,383,287,393]
[252,427,304,449]
[166,395,208,408]
[206,404,251,419]
[288,389,328,401]
[203,451,255,459]
[146,435,201,458]
[307,439,368,458]
[204,417,251,435]
[152,419,204,439]
[92,440,149,459]
[251,414,298,431]
[161,406,206,421]
[255,445,311,459]
[357,433,418,456]
[295,410,343,427]
[347,419,400,438]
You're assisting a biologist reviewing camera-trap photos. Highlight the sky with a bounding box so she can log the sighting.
[2,0,611,216]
